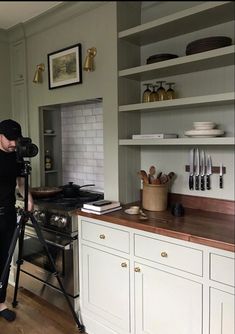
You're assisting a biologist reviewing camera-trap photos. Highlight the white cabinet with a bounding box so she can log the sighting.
[79,218,131,334]
[81,245,130,332]
[78,215,235,334]
[209,288,234,334]
[134,262,202,334]
[134,233,203,276]
[209,251,235,334]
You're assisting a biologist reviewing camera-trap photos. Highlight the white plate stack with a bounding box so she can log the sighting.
[185,122,224,137]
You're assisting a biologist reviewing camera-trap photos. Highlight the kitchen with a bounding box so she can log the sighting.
[0,1,234,334]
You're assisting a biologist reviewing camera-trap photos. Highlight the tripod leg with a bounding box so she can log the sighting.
[0,215,23,298]
[29,213,85,333]
[12,214,27,307]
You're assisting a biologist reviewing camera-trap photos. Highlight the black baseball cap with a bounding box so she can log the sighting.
[0,119,22,140]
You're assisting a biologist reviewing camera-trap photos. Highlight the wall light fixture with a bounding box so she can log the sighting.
[83,47,97,72]
[33,63,45,83]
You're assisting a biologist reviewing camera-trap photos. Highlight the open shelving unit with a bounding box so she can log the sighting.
[116,1,234,202]
[117,1,234,147]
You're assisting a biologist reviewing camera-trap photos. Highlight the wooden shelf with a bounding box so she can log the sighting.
[119,137,235,146]
[44,170,58,174]
[119,92,235,112]
[118,2,234,46]
[119,46,235,81]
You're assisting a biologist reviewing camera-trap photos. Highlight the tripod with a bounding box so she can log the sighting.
[0,160,85,332]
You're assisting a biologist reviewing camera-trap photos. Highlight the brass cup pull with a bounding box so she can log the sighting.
[161,251,168,258]
[99,234,105,239]
[121,262,127,268]
[134,267,141,272]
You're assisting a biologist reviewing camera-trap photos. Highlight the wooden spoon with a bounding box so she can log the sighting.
[160,174,169,184]
[138,169,149,184]
[148,165,156,184]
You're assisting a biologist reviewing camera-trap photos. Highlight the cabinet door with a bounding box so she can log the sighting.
[11,40,26,82]
[81,245,131,332]
[210,288,234,334]
[135,262,203,334]
[11,83,28,136]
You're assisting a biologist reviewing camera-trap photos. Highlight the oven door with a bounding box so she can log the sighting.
[20,225,78,297]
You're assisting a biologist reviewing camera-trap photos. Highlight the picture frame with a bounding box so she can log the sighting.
[47,43,82,89]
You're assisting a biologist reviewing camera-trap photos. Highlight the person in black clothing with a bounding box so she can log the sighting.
[0,119,34,322]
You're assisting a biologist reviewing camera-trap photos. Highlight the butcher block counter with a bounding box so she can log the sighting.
[74,203,235,252]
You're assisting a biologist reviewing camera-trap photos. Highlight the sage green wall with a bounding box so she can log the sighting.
[8,2,119,200]
[0,30,11,119]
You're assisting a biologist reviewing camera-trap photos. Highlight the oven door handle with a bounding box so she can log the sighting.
[44,239,72,250]
[25,230,74,250]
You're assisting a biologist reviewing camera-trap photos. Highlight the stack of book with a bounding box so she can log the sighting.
[81,200,122,215]
[132,133,178,139]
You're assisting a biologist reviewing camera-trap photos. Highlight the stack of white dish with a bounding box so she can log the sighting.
[185,122,224,137]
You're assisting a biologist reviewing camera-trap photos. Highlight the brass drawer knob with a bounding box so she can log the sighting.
[161,251,168,258]
[99,234,105,239]
[121,262,127,268]
[134,267,141,272]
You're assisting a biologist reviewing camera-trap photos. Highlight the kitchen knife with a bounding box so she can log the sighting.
[200,150,205,191]
[206,155,212,190]
[219,163,223,189]
[189,148,194,190]
[195,148,200,190]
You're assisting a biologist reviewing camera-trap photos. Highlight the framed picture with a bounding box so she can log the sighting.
[48,43,82,89]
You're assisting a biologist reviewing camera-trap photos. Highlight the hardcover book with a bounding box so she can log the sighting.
[83,200,121,212]
[132,133,178,139]
[81,206,122,215]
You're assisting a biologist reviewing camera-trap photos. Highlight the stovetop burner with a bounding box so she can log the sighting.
[34,190,104,211]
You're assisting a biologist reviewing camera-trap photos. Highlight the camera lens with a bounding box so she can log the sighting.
[16,137,39,159]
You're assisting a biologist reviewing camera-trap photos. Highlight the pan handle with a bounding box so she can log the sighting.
[79,184,95,189]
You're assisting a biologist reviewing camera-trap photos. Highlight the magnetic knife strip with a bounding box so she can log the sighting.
[185,148,226,190]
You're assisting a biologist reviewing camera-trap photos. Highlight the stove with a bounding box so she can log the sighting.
[30,190,103,236]
[16,189,103,313]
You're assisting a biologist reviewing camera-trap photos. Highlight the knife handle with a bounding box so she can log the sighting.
[195,176,199,190]
[220,176,223,189]
[189,175,194,190]
[206,175,211,190]
[201,175,205,191]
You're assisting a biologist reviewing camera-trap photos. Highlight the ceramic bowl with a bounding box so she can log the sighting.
[193,122,216,130]
[44,129,54,134]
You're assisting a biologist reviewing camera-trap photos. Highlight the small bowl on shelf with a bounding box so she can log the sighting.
[44,129,54,134]
[193,122,216,130]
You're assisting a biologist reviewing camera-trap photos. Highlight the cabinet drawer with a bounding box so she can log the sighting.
[210,253,235,287]
[81,220,130,253]
[134,234,203,276]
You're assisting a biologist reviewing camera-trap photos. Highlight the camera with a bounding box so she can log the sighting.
[16,137,39,160]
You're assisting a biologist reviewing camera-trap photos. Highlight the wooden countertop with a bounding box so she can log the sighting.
[74,204,235,252]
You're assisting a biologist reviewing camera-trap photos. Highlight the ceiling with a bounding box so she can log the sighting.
[0,1,63,30]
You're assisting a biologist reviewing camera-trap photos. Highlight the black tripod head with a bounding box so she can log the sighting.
[16,136,38,212]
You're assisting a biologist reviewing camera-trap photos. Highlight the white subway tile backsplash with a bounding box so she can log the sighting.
[94,152,104,160]
[61,101,104,191]
[96,130,103,138]
[85,130,97,137]
[93,137,103,145]
[85,116,96,123]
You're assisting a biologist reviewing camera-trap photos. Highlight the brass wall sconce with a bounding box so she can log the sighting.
[83,47,97,72]
[33,63,45,83]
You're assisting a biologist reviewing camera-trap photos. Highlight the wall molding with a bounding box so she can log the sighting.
[0,29,8,43]
[7,2,107,41]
